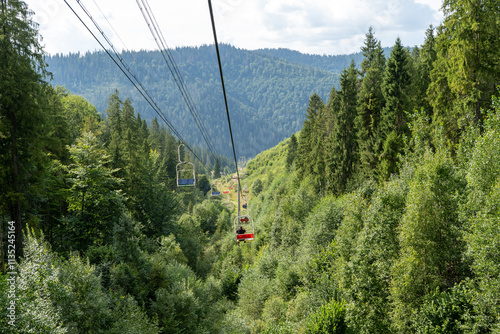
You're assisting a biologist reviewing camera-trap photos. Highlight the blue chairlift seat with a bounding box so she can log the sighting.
[176,144,196,188]
[178,178,195,186]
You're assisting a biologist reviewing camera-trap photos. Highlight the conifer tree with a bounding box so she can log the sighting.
[377,38,411,180]
[137,113,150,156]
[327,61,358,195]
[214,159,221,178]
[105,90,124,173]
[359,27,380,78]
[297,93,325,180]
[286,133,298,168]
[121,98,141,195]
[0,0,50,257]
[413,26,436,115]
[161,127,179,189]
[311,105,329,191]
[149,118,163,152]
[429,0,500,141]
[356,31,386,178]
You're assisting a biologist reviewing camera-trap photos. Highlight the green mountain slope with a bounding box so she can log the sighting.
[46,44,341,158]
[256,47,393,73]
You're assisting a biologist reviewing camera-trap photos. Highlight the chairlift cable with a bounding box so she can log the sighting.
[64,0,206,167]
[137,0,219,161]
[207,0,242,200]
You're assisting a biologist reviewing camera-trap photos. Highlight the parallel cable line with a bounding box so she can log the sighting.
[89,0,149,84]
[206,0,242,195]
[64,0,205,165]
[137,0,219,161]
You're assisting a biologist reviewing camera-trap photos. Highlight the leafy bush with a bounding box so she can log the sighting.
[109,294,159,334]
[14,231,67,334]
[341,179,406,333]
[300,194,345,255]
[262,296,288,324]
[390,150,466,332]
[412,284,472,334]
[237,268,272,320]
[304,299,350,334]
[252,179,263,196]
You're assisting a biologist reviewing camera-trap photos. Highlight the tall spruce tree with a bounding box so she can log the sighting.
[214,159,221,178]
[104,89,124,174]
[413,26,437,115]
[377,38,411,180]
[327,61,358,195]
[356,30,386,178]
[311,104,329,191]
[286,133,298,169]
[359,27,380,78]
[0,0,49,257]
[297,93,325,180]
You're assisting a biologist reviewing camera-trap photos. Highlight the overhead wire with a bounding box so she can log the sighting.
[141,0,217,158]
[63,0,206,165]
[87,0,217,168]
[88,0,152,104]
[206,0,242,201]
[136,0,219,162]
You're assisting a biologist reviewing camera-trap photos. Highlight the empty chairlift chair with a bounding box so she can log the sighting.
[211,184,221,196]
[176,144,196,187]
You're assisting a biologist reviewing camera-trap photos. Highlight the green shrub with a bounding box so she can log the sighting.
[304,299,350,334]
[262,296,288,324]
[252,179,263,196]
[412,284,472,334]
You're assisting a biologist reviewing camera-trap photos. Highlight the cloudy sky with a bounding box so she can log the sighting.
[26,0,444,56]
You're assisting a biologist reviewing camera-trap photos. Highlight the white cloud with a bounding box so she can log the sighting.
[26,0,443,56]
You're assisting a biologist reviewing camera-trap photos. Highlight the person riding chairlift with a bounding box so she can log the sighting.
[236,225,246,246]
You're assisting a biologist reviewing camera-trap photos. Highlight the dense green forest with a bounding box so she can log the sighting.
[46,45,340,158]
[2,0,500,333]
[256,47,392,74]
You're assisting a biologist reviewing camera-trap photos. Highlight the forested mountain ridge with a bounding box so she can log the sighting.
[46,44,340,158]
[256,46,393,73]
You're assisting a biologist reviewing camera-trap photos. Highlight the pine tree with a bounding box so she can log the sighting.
[359,27,380,77]
[413,26,436,115]
[356,32,386,178]
[311,105,329,191]
[121,98,141,195]
[105,89,124,174]
[286,133,298,168]
[327,61,358,195]
[149,118,163,151]
[297,93,325,180]
[0,0,50,257]
[377,38,411,180]
[214,159,221,178]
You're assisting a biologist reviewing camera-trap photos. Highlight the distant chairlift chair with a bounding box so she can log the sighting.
[176,144,196,187]
[211,184,221,196]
